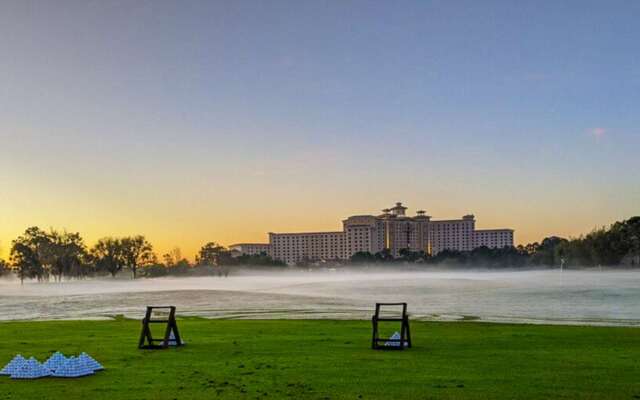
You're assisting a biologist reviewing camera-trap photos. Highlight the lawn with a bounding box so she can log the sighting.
[0,318,639,399]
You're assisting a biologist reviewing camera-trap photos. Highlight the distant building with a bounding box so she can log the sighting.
[473,229,515,250]
[234,202,515,265]
[269,231,346,265]
[228,243,271,256]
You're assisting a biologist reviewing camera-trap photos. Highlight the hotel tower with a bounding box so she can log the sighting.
[230,202,514,265]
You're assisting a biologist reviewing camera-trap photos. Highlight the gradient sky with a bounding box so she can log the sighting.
[1,0,639,260]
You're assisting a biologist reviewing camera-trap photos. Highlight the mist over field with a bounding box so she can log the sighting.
[1,269,639,326]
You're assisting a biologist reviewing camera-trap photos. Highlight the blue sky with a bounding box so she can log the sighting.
[0,0,638,257]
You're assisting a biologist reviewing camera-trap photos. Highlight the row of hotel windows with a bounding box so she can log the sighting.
[275,238,509,248]
[273,234,510,250]
[275,242,513,260]
[274,228,502,244]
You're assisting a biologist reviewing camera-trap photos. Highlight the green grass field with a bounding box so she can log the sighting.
[0,318,639,399]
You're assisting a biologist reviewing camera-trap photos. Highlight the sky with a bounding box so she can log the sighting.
[0,0,639,260]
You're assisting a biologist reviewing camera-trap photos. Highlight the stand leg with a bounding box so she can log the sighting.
[372,317,379,349]
[404,318,412,348]
[138,307,152,349]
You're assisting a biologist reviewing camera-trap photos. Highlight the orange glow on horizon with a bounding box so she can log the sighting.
[0,201,629,262]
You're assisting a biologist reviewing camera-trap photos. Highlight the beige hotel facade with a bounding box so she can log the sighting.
[231,202,514,265]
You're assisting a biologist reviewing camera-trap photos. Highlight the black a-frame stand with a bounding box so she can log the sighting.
[371,302,412,350]
[138,306,184,349]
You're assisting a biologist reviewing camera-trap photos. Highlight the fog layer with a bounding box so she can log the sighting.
[1,270,639,326]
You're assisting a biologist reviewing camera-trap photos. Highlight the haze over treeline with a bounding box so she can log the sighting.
[1,216,638,282]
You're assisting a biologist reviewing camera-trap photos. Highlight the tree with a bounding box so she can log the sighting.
[295,256,318,268]
[10,227,51,283]
[530,236,567,266]
[195,242,238,276]
[614,217,640,266]
[91,238,125,278]
[429,249,466,265]
[9,227,90,283]
[163,247,183,267]
[374,249,395,262]
[141,263,168,278]
[0,242,6,276]
[233,252,286,267]
[10,241,39,284]
[162,247,191,275]
[217,250,236,267]
[0,258,10,277]
[398,248,426,263]
[120,235,155,279]
[170,259,191,275]
[626,217,640,266]
[44,230,88,281]
[350,251,376,264]
[195,242,228,266]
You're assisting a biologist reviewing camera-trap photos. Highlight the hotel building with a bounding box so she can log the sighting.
[241,203,514,264]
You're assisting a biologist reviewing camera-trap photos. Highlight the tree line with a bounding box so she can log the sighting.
[1,227,284,283]
[1,216,638,281]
